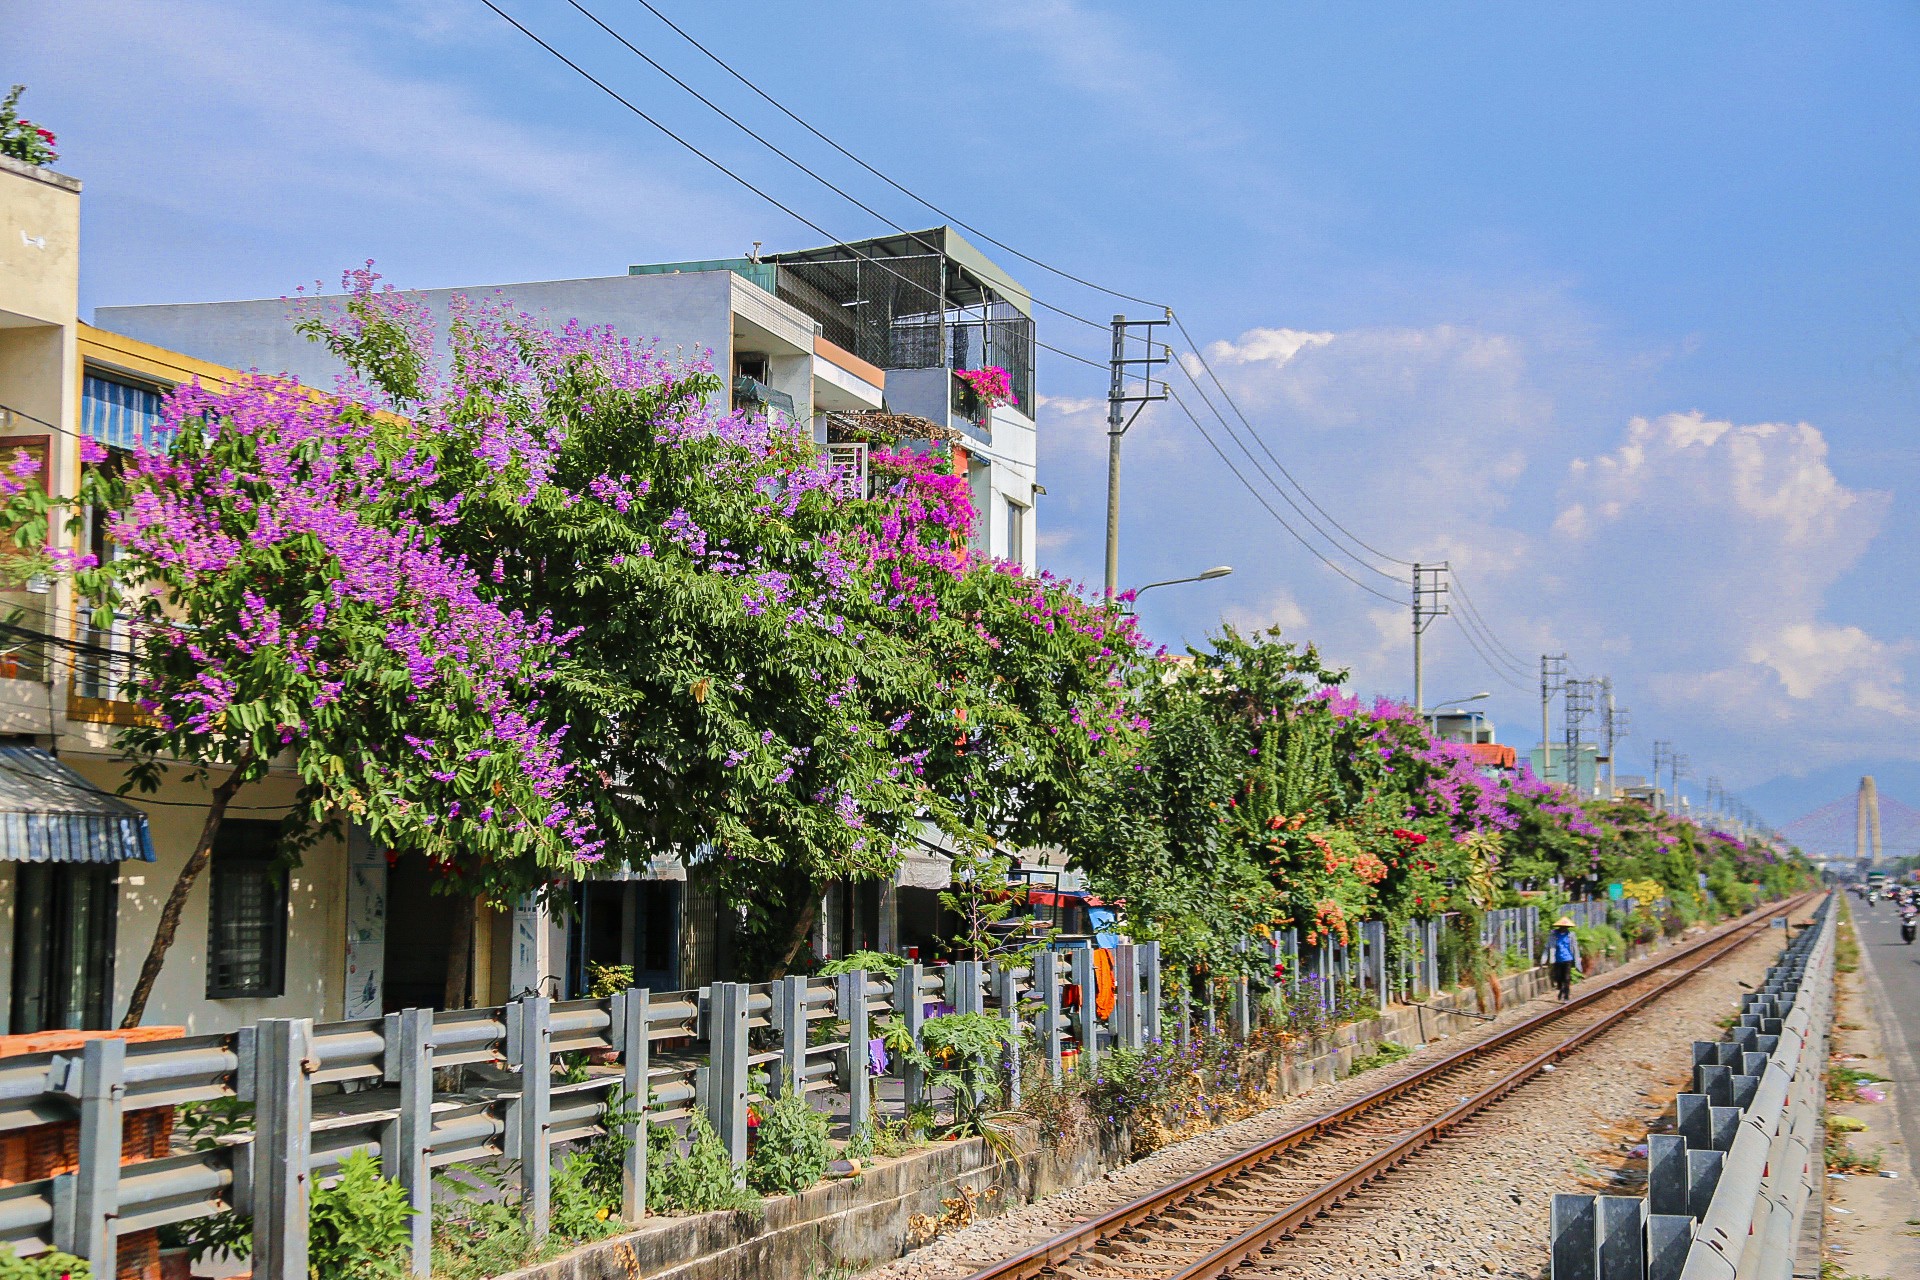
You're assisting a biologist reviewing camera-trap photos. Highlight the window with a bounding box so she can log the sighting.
[11,864,118,1033]
[81,372,169,453]
[1005,497,1028,568]
[206,820,289,999]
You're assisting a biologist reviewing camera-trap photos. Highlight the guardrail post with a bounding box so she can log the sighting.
[381,1007,433,1276]
[1035,951,1064,1080]
[895,963,928,1107]
[513,996,553,1241]
[774,976,808,1097]
[1598,1196,1644,1278]
[706,982,749,1165]
[54,1035,125,1273]
[1142,941,1162,1044]
[951,960,985,1017]
[253,1017,313,1280]
[1070,947,1100,1072]
[1646,1214,1692,1280]
[1647,1133,1687,1216]
[991,961,1023,1107]
[836,972,871,1136]
[615,988,650,1222]
[1113,944,1141,1049]
[1551,1193,1597,1279]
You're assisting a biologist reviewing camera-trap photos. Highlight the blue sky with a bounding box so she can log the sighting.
[14,1,1920,841]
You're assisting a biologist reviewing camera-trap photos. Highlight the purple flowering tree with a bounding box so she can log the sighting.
[2,376,598,1026]
[299,274,1150,977]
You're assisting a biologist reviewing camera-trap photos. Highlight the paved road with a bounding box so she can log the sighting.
[1848,896,1920,1172]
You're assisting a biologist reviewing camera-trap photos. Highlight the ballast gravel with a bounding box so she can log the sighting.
[857,913,1805,1280]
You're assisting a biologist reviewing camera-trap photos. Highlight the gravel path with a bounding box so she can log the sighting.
[858,913,1804,1280]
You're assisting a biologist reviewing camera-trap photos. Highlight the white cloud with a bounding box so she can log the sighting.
[1204,328,1334,367]
[1223,589,1310,636]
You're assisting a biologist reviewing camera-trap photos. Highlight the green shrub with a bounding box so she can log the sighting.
[746,1082,832,1195]
[0,1243,88,1279]
[815,950,905,978]
[307,1151,415,1279]
[649,1113,760,1215]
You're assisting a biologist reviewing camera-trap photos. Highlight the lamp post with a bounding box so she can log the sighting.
[1426,691,1490,735]
[1127,566,1232,610]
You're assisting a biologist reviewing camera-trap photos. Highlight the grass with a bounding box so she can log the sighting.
[1825,1135,1884,1175]
[1836,900,1861,974]
[1829,1064,1885,1104]
[1347,1041,1414,1076]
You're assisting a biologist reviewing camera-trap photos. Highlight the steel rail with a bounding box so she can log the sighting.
[963,893,1816,1280]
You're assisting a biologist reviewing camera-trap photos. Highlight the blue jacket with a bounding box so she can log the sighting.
[1549,929,1580,964]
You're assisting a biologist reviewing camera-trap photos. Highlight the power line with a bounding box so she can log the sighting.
[1169,313,1416,573]
[1167,353,1404,586]
[559,0,1117,337]
[1449,569,1532,671]
[619,0,1169,311]
[481,0,1118,379]
[1164,389,1401,605]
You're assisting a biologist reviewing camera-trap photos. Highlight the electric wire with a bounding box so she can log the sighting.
[555,0,1114,338]
[486,1,1459,618]
[557,0,1426,586]
[1167,350,1407,587]
[1450,569,1533,672]
[481,0,1119,380]
[1164,389,1401,605]
[1446,596,1532,682]
[1449,609,1531,690]
[621,0,1169,311]
[1169,312,1417,574]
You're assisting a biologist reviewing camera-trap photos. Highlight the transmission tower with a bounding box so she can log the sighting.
[1540,654,1569,782]
[1563,678,1598,796]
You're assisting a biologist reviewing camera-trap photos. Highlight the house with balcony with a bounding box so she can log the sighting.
[95,227,1048,993]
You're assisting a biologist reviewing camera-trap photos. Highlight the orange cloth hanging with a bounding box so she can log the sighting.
[1093,947,1117,1022]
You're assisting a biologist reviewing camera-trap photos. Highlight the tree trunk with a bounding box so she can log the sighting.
[443,895,476,1010]
[768,882,822,980]
[119,749,256,1029]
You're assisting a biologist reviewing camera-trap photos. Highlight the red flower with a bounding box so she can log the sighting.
[1392,828,1428,845]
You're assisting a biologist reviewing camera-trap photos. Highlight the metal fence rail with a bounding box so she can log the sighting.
[7,909,1559,1277]
[1549,895,1831,1280]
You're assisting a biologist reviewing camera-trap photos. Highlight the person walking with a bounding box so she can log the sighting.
[1545,916,1581,1002]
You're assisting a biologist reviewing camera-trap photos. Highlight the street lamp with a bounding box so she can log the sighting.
[1131,566,1233,601]
[1426,691,1491,734]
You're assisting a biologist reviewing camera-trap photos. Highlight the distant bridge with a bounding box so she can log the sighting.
[1780,775,1920,862]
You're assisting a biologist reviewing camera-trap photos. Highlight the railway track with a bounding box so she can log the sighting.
[961,893,1818,1280]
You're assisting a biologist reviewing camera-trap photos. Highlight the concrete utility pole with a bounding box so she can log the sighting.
[1670,751,1690,817]
[1103,314,1170,598]
[1539,654,1568,782]
[1410,563,1449,715]
[1599,679,1627,800]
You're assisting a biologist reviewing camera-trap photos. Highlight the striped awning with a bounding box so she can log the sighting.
[0,746,156,863]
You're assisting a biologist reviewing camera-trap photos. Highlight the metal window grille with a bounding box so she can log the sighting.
[207,821,288,999]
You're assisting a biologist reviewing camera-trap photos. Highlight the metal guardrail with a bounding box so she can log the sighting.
[1550,894,1831,1280]
[7,909,1554,1277]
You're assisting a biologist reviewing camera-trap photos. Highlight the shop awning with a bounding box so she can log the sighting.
[0,747,156,864]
